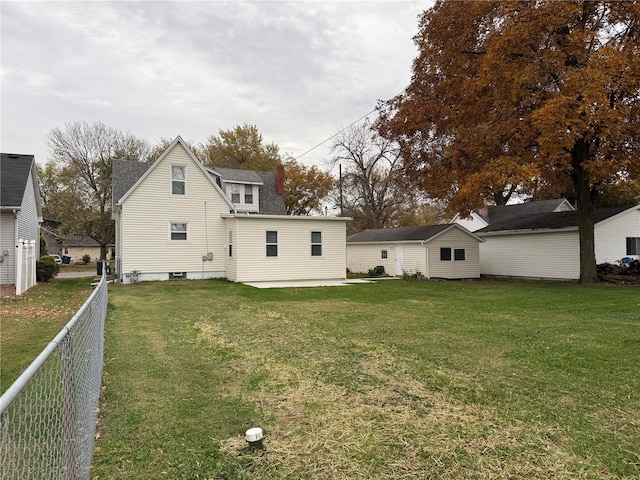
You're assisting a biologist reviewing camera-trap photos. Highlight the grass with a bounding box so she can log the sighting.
[90,278,640,479]
[0,277,96,393]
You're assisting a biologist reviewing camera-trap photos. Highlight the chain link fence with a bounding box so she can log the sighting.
[1,274,108,479]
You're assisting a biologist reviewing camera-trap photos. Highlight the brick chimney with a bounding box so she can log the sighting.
[275,165,285,196]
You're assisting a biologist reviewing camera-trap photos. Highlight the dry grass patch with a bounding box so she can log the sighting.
[199,318,590,479]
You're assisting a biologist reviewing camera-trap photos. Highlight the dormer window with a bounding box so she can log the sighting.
[245,185,253,204]
[231,184,240,203]
[171,166,185,195]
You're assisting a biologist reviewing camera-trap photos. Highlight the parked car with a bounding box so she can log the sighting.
[50,254,62,264]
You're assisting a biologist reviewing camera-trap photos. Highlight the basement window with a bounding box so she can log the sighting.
[169,272,187,280]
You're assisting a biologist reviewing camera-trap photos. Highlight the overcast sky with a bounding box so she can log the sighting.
[1,1,429,169]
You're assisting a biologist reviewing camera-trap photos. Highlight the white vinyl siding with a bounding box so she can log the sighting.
[480,231,580,280]
[0,213,16,284]
[16,168,41,257]
[232,217,347,282]
[594,207,640,262]
[119,143,227,279]
[346,243,396,275]
[347,227,481,279]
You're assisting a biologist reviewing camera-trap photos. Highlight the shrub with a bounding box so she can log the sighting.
[366,265,386,277]
[82,254,91,264]
[37,255,60,282]
[403,271,426,281]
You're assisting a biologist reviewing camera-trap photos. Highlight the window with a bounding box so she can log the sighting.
[170,222,188,241]
[454,248,466,261]
[171,166,185,195]
[266,230,278,257]
[245,185,254,204]
[381,249,388,259]
[230,184,240,203]
[228,231,233,257]
[311,231,322,257]
[627,237,640,255]
[440,247,452,261]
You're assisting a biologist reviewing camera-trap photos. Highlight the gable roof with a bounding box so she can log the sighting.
[114,136,235,211]
[1,153,37,208]
[476,206,632,235]
[112,159,152,206]
[347,223,483,244]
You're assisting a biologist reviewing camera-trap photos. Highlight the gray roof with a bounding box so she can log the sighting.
[61,235,101,247]
[256,170,286,215]
[209,167,264,184]
[477,206,630,234]
[481,198,573,223]
[347,224,453,243]
[112,159,152,205]
[1,153,36,207]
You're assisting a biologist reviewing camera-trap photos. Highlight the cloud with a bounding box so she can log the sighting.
[1,1,427,167]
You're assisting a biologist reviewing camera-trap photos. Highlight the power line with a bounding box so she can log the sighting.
[297,108,378,159]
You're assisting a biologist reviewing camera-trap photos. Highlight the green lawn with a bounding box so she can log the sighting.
[91,279,640,479]
[0,277,96,393]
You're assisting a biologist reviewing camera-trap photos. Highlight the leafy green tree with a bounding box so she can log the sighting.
[201,124,282,171]
[46,121,149,259]
[378,1,640,283]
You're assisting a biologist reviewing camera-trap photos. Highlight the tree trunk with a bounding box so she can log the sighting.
[573,141,597,284]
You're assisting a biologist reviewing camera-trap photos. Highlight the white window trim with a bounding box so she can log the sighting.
[311,230,323,258]
[169,222,189,242]
[244,184,254,204]
[228,230,233,258]
[381,249,388,259]
[266,230,278,258]
[171,165,186,196]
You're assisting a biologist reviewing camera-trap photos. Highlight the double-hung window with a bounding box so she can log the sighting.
[245,185,254,204]
[228,231,233,257]
[381,249,388,259]
[311,231,322,257]
[170,222,188,241]
[627,237,640,255]
[171,166,185,195]
[230,184,240,204]
[266,230,278,257]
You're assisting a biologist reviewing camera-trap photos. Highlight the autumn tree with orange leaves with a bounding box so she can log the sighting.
[377,0,640,283]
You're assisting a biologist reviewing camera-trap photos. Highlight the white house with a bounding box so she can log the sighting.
[476,205,640,280]
[346,224,484,279]
[112,136,349,284]
[1,153,43,296]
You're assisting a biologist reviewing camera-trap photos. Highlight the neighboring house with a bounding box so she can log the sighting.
[112,136,349,284]
[451,198,575,232]
[346,224,484,279]
[476,204,640,280]
[1,153,43,295]
[60,235,103,262]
